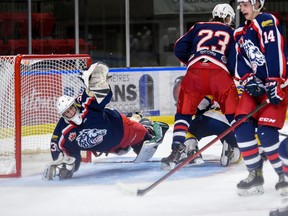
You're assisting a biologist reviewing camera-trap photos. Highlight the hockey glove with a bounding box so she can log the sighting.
[79,61,110,90]
[241,73,266,97]
[265,77,285,105]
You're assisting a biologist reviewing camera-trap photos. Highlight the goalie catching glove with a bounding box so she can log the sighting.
[42,155,76,181]
[79,61,111,103]
[80,61,109,90]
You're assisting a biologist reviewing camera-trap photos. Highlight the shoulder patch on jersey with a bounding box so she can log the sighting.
[52,135,58,140]
[68,132,77,141]
[261,19,274,27]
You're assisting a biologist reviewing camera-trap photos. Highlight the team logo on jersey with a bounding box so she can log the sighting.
[76,128,107,148]
[239,37,265,70]
[68,132,77,141]
[261,19,274,27]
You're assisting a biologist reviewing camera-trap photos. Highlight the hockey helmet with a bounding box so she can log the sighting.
[212,3,235,25]
[237,0,265,11]
[56,95,82,125]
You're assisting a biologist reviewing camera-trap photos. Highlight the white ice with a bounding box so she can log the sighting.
[1,125,288,216]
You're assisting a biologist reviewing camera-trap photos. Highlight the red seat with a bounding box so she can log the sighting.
[67,38,92,53]
[32,39,55,54]
[32,13,56,38]
[14,13,28,39]
[0,39,10,55]
[8,39,28,54]
[48,39,72,54]
[0,13,28,39]
[0,13,18,40]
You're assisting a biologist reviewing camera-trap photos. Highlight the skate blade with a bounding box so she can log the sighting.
[269,206,288,216]
[161,162,176,170]
[237,185,264,196]
[220,156,229,167]
[189,158,204,165]
[279,188,288,196]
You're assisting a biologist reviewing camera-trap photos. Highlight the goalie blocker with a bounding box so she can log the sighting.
[43,62,169,180]
[43,155,76,180]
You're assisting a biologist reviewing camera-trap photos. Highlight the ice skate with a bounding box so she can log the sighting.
[161,142,187,170]
[186,146,204,165]
[220,141,241,167]
[237,167,264,196]
[270,205,288,216]
[229,147,242,164]
[275,173,288,196]
[184,137,204,165]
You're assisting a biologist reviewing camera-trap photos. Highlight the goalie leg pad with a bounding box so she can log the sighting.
[133,141,159,163]
[133,121,169,163]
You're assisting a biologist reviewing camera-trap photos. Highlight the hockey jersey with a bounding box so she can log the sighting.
[50,90,124,168]
[234,12,288,80]
[174,21,236,76]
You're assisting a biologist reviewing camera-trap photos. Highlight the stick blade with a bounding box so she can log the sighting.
[136,188,148,196]
[116,182,139,196]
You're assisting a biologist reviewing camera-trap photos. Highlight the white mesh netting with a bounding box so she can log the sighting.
[0,54,91,176]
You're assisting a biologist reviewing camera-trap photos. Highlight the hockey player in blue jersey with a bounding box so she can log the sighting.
[182,96,241,167]
[234,0,288,196]
[43,62,169,180]
[161,3,240,170]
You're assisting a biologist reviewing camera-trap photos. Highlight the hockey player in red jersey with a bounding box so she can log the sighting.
[43,62,169,180]
[234,0,288,196]
[161,3,239,170]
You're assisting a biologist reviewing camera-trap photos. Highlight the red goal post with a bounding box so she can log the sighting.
[0,54,93,177]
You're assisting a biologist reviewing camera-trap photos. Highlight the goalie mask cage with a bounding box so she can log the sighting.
[0,54,93,178]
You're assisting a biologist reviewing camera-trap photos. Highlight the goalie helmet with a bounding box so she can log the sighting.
[237,0,265,11]
[212,3,235,25]
[56,95,82,125]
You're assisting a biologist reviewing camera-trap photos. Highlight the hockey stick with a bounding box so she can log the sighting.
[280,132,288,137]
[135,100,269,196]
[96,158,218,164]
[133,80,288,196]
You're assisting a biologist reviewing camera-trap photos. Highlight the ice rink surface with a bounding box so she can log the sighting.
[1,124,288,216]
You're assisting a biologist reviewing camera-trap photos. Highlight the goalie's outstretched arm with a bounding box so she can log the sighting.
[80,61,111,104]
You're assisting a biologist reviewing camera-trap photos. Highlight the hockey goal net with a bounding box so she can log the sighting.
[0,54,92,177]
